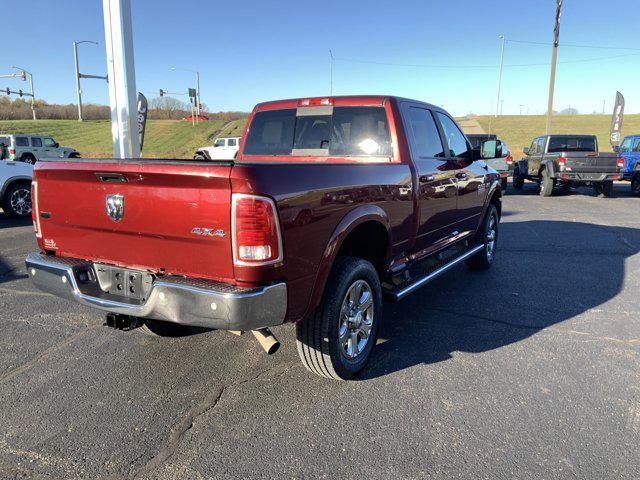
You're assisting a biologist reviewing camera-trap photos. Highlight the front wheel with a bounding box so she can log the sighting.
[539,169,554,197]
[631,174,640,197]
[296,256,382,380]
[501,177,508,192]
[466,204,499,270]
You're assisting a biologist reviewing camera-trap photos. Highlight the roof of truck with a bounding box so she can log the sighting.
[254,95,444,112]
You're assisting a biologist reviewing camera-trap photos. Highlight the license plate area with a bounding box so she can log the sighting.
[92,264,154,302]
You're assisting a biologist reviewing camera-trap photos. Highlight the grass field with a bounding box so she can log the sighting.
[0,119,247,158]
[1,114,636,160]
[474,114,640,158]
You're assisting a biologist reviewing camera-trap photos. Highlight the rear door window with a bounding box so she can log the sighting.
[632,138,640,152]
[619,137,632,153]
[405,107,445,158]
[15,137,29,147]
[31,137,42,147]
[227,138,237,147]
[243,106,392,158]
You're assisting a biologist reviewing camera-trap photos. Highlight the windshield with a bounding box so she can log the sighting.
[243,106,392,158]
[547,136,596,153]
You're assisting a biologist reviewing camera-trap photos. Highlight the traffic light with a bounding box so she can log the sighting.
[20,70,26,81]
[159,89,164,97]
[18,90,23,97]
[5,88,9,95]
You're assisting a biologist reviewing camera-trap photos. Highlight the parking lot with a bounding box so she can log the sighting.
[1,183,639,479]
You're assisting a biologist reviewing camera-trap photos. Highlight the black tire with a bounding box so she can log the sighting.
[296,256,382,380]
[539,168,554,197]
[20,154,36,165]
[194,153,207,160]
[500,177,508,192]
[512,166,524,189]
[466,204,499,270]
[632,173,640,197]
[594,181,614,198]
[2,182,32,218]
[138,319,192,337]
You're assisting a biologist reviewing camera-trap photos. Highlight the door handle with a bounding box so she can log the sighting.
[419,175,434,183]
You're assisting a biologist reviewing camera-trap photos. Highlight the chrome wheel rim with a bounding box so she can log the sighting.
[486,214,497,260]
[9,187,31,216]
[338,279,374,359]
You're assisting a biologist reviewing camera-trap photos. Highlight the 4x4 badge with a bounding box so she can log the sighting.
[106,194,124,222]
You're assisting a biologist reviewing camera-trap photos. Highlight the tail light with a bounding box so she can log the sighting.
[9,148,15,155]
[31,181,41,238]
[231,194,282,266]
[506,154,513,165]
[617,157,625,168]
[557,157,566,166]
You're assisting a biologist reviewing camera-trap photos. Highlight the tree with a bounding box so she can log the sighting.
[148,96,190,119]
[558,107,579,115]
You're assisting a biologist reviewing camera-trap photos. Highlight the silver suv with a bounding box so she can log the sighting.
[0,134,80,164]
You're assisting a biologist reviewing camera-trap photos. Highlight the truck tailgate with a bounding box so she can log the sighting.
[564,153,619,173]
[34,159,235,283]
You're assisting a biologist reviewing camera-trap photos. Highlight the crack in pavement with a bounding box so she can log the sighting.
[130,361,298,480]
[0,327,95,385]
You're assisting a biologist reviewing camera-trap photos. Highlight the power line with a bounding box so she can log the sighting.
[333,51,640,70]
[507,38,640,51]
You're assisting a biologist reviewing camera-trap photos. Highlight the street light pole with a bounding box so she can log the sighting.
[11,66,36,120]
[329,49,334,96]
[73,40,100,121]
[545,0,563,134]
[171,67,202,116]
[494,35,505,118]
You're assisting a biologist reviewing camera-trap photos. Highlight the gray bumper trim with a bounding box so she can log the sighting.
[25,253,287,330]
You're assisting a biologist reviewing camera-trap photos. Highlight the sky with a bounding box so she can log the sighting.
[4,0,639,117]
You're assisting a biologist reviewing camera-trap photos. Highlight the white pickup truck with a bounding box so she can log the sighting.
[194,136,241,161]
[0,159,33,217]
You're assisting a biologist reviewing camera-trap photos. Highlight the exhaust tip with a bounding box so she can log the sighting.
[251,328,280,355]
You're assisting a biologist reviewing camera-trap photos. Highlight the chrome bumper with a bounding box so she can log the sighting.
[25,253,287,330]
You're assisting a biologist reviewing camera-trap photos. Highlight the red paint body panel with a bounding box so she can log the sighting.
[31,96,500,325]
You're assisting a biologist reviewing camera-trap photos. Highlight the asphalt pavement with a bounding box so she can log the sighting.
[1,182,639,479]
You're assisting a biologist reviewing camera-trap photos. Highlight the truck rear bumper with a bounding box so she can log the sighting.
[25,253,287,331]
[557,172,620,182]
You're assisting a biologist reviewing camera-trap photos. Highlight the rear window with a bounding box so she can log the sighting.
[243,106,392,158]
[547,136,596,153]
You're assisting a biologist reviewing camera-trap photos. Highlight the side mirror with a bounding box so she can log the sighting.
[523,146,530,155]
[481,140,498,159]
[53,142,59,148]
[613,145,620,153]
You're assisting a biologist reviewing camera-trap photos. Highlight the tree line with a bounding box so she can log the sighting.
[0,96,247,121]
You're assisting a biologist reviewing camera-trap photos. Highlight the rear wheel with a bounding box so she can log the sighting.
[2,182,32,218]
[512,167,524,189]
[631,173,640,197]
[539,168,554,197]
[466,204,499,270]
[594,181,614,198]
[194,153,207,160]
[501,177,508,191]
[296,256,382,380]
[20,154,36,165]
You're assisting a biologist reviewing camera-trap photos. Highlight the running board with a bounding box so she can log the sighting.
[386,244,484,301]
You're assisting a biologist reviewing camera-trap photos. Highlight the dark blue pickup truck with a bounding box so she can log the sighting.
[615,135,640,196]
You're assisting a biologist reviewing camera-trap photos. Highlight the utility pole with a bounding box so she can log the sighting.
[10,66,36,120]
[519,104,523,115]
[494,35,505,118]
[602,99,606,114]
[73,40,107,121]
[329,49,334,96]
[545,0,563,134]
[500,100,504,116]
[103,0,140,158]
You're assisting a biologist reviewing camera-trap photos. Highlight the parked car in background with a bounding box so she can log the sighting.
[0,134,80,164]
[26,95,502,381]
[614,134,640,196]
[467,134,512,191]
[194,136,241,160]
[1,159,33,218]
[513,134,622,197]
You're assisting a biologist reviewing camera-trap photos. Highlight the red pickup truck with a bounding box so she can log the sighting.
[26,96,502,380]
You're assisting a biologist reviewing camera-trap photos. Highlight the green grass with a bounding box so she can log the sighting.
[0,119,247,158]
[474,114,640,158]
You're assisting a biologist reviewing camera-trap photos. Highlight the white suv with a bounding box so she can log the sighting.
[194,136,241,161]
[0,159,33,218]
[0,134,80,164]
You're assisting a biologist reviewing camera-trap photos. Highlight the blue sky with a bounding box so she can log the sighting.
[4,0,639,116]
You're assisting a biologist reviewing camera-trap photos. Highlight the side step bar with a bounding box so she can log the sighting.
[386,244,484,301]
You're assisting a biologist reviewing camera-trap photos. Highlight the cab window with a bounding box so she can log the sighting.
[632,138,640,152]
[405,107,445,158]
[43,137,56,147]
[436,112,470,158]
[31,137,42,147]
